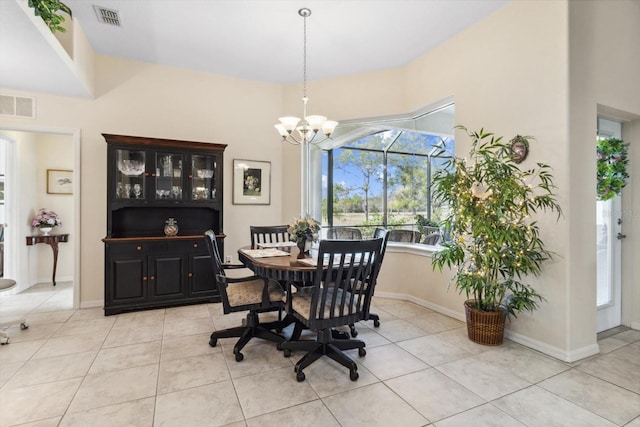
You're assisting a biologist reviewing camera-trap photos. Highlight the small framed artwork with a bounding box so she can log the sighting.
[47,169,73,194]
[233,159,271,205]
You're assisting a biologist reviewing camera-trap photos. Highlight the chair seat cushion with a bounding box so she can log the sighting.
[291,285,356,321]
[227,279,284,307]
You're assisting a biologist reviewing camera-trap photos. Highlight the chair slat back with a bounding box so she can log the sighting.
[250,225,290,248]
[326,227,362,240]
[308,238,383,330]
[388,229,421,243]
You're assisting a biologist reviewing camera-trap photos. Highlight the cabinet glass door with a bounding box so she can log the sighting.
[115,149,146,200]
[191,154,216,201]
[155,153,183,200]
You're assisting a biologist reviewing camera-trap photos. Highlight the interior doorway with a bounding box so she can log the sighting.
[0,127,80,311]
[596,118,623,332]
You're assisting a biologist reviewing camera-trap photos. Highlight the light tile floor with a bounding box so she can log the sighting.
[1,283,639,426]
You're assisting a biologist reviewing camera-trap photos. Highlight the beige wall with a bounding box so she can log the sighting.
[1,0,638,361]
[568,0,640,341]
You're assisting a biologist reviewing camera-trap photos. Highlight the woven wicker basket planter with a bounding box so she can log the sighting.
[464,300,507,346]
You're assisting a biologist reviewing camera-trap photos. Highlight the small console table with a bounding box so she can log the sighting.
[25,233,69,286]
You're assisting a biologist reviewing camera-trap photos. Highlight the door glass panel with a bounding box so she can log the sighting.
[156,153,183,200]
[116,149,146,199]
[596,198,614,306]
[192,154,216,201]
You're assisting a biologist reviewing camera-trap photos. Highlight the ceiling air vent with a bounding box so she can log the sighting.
[93,5,121,26]
[0,94,35,118]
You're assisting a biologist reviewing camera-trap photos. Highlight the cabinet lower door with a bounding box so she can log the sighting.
[110,258,147,304]
[189,253,217,297]
[149,255,186,301]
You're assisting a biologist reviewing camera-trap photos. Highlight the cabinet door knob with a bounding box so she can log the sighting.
[188,273,193,278]
[150,275,155,281]
[193,243,198,248]
[151,173,156,177]
[137,246,142,251]
[143,276,148,281]
[144,172,150,177]
[188,175,193,179]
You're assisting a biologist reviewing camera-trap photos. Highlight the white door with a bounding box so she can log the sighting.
[596,118,623,332]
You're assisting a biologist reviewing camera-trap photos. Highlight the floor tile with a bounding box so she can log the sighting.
[386,368,485,422]
[373,318,429,342]
[435,403,524,427]
[32,332,105,359]
[52,317,115,338]
[154,381,243,427]
[102,323,164,348]
[538,369,640,425]
[88,341,161,375]
[406,312,465,335]
[162,315,214,339]
[17,309,74,325]
[157,352,230,394]
[14,417,62,427]
[296,353,379,398]
[233,366,319,418]
[1,322,64,343]
[597,337,628,354]
[67,364,158,413]
[0,378,82,426]
[577,349,640,393]
[59,397,155,427]
[160,332,220,361]
[322,382,428,427]
[435,357,531,401]
[0,339,46,363]
[245,399,339,427]
[4,351,96,389]
[111,309,165,330]
[493,385,617,426]
[357,343,429,380]
[223,342,293,379]
[398,334,471,367]
[347,326,392,348]
[475,342,570,383]
[0,360,23,387]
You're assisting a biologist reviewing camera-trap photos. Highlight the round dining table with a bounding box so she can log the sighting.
[237,246,317,284]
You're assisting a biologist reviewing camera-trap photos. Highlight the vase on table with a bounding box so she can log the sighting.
[296,240,307,259]
[38,227,53,236]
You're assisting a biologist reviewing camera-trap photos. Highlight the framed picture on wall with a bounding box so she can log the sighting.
[47,169,73,194]
[232,159,271,205]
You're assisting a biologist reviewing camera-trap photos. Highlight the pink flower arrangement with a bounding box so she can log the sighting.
[31,208,62,228]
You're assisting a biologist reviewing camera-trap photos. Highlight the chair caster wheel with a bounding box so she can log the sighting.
[234,351,244,362]
[20,323,28,330]
[358,347,366,357]
[283,349,291,357]
[350,329,358,338]
[350,369,359,381]
[209,338,217,347]
[373,319,380,327]
[296,371,305,382]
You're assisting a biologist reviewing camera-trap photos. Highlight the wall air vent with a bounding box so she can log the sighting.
[93,5,121,26]
[0,94,35,118]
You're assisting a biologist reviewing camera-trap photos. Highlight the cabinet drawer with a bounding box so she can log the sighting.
[108,241,168,255]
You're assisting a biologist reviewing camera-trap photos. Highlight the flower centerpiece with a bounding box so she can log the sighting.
[31,208,62,235]
[288,216,320,258]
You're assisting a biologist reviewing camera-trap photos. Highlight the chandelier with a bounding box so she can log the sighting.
[274,8,338,145]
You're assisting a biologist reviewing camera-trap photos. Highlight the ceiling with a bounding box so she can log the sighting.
[0,0,509,98]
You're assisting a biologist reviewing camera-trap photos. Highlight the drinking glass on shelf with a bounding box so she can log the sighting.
[133,183,142,198]
[116,182,123,198]
[171,186,181,199]
[123,184,131,198]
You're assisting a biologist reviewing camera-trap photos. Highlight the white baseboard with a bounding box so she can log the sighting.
[375,290,600,363]
[79,300,103,309]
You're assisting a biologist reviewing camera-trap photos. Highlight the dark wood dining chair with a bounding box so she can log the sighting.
[205,230,285,361]
[326,227,362,240]
[348,227,389,337]
[279,237,384,381]
[250,225,290,248]
[388,229,421,243]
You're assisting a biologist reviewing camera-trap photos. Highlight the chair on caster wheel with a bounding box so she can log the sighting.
[0,279,28,345]
[279,237,384,382]
[204,230,285,361]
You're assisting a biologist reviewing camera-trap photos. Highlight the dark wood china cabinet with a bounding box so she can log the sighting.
[102,134,226,315]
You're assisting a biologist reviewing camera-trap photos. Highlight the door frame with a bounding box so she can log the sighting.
[0,124,81,309]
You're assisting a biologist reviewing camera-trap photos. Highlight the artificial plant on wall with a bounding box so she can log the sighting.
[597,137,630,201]
[28,0,72,33]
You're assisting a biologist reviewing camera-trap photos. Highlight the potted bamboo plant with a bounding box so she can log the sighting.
[431,127,562,345]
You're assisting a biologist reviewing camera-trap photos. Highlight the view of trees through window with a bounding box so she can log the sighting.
[321,123,455,242]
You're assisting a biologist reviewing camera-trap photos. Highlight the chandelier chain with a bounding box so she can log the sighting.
[302,10,307,100]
